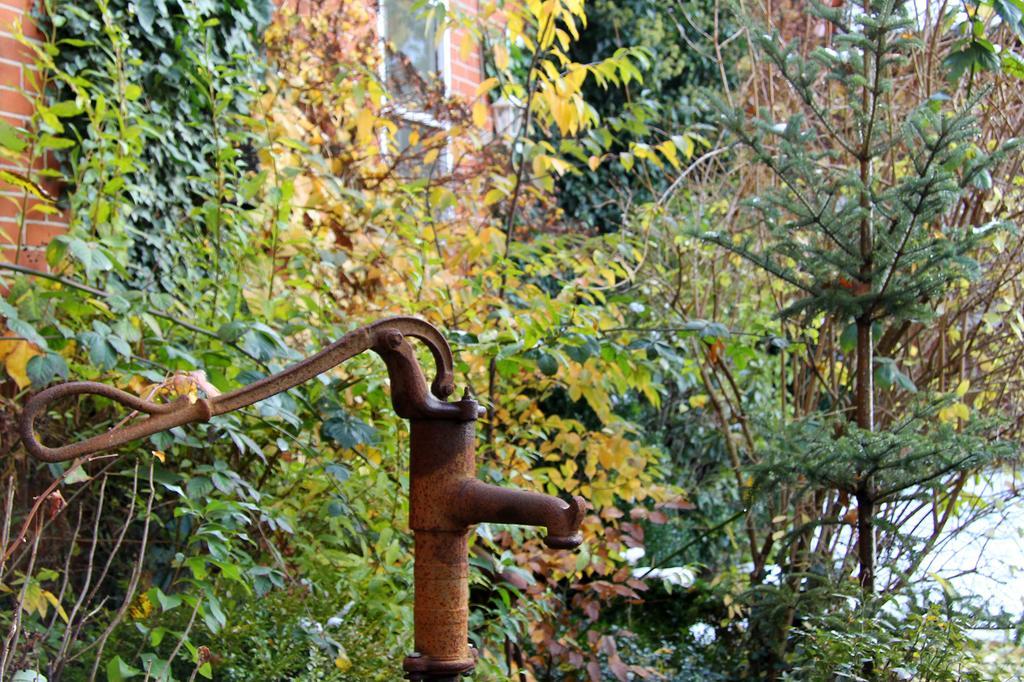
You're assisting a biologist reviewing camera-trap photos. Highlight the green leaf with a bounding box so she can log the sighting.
[80,331,119,370]
[321,410,377,449]
[325,463,350,482]
[68,239,113,279]
[894,370,918,393]
[839,323,857,353]
[241,324,291,361]
[27,353,68,386]
[149,626,167,647]
[136,0,156,33]
[203,594,226,632]
[150,587,182,612]
[216,321,248,343]
[49,100,81,117]
[972,168,993,190]
[137,654,170,681]
[3,311,48,349]
[186,476,214,499]
[1002,51,1024,79]
[537,352,558,376]
[38,134,76,150]
[46,235,70,268]
[106,655,141,682]
[943,41,1000,81]
[992,0,1024,40]
[185,556,208,580]
[63,463,91,485]
[0,119,26,153]
[102,176,126,195]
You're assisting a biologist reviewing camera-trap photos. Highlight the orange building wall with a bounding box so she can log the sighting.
[449,0,485,100]
[0,0,63,270]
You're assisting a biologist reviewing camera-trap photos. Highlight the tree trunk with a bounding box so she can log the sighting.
[854,314,875,594]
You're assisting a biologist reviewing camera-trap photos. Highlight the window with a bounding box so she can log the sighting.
[379,0,451,176]
[379,0,449,113]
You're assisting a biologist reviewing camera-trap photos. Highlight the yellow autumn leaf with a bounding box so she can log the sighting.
[955,379,970,398]
[152,450,166,463]
[355,108,376,146]
[483,188,505,206]
[564,65,587,93]
[475,76,499,97]
[587,155,601,171]
[688,394,710,408]
[546,96,570,134]
[127,374,157,398]
[4,340,41,389]
[938,402,970,423]
[0,338,15,363]
[658,139,679,169]
[472,101,488,129]
[494,43,509,71]
[22,581,48,618]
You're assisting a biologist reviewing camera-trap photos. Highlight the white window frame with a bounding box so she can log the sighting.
[377,0,454,175]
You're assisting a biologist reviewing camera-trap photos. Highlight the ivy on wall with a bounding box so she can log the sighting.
[51,0,271,294]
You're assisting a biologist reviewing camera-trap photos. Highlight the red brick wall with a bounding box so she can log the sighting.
[448,0,484,101]
[1,0,64,269]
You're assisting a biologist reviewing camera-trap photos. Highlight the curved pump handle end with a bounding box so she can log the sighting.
[19,381,213,463]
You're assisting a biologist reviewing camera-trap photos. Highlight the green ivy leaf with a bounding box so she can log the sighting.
[136,0,156,33]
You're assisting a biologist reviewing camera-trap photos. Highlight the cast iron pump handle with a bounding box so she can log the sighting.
[20,316,467,462]
[19,315,585,681]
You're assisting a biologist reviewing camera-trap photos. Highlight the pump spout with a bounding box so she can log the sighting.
[455,480,585,549]
[404,415,587,679]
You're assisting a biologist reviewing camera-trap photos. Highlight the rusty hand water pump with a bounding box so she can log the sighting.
[19,316,586,680]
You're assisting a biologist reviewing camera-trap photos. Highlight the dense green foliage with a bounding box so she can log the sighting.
[51,0,271,295]
[551,0,738,232]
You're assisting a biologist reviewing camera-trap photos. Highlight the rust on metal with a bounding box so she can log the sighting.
[19,316,585,680]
